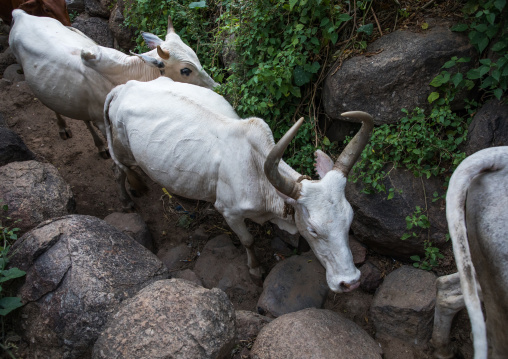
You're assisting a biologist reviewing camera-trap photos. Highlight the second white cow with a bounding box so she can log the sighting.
[9,10,217,157]
[104,78,374,292]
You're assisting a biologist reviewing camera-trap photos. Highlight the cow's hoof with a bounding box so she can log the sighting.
[249,267,264,286]
[99,149,110,159]
[59,128,72,140]
[122,202,136,213]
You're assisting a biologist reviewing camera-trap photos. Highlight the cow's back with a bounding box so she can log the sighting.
[9,10,111,122]
[466,163,508,358]
[107,79,244,202]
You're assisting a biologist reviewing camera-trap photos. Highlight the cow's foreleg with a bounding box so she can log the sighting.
[85,121,110,159]
[431,273,466,359]
[55,112,72,139]
[111,163,135,212]
[223,215,264,282]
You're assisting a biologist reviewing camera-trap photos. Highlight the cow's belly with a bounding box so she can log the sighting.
[124,120,220,203]
[20,59,110,123]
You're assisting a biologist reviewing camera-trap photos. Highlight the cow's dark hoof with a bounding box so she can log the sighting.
[99,149,110,159]
[59,128,72,140]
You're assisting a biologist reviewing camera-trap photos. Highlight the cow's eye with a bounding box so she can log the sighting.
[180,68,192,76]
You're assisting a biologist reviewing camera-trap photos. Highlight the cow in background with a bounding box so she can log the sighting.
[9,10,218,158]
[0,0,71,26]
[432,146,508,359]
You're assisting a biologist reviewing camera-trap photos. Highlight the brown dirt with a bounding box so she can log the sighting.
[0,80,473,359]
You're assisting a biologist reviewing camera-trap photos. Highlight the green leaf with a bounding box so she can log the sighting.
[467,68,482,79]
[430,74,446,87]
[493,88,503,99]
[491,41,507,52]
[451,72,463,87]
[323,136,331,146]
[357,23,374,36]
[0,296,23,316]
[320,18,330,27]
[338,13,353,22]
[189,1,206,9]
[0,267,26,283]
[293,66,311,86]
[451,23,469,32]
[410,255,421,261]
[289,0,299,11]
[494,0,506,11]
[442,60,456,69]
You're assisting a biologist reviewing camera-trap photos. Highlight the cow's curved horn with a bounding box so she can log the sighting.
[264,117,305,200]
[157,46,170,60]
[333,111,374,175]
[167,16,175,34]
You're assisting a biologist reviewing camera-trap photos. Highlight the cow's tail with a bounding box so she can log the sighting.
[446,146,508,359]
[103,87,148,197]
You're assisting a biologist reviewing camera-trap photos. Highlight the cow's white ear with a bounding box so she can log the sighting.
[141,32,163,49]
[314,149,334,179]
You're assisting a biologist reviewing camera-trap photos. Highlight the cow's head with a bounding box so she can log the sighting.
[264,111,374,293]
[19,0,71,26]
[132,16,218,90]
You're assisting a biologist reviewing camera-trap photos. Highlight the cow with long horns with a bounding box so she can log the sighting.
[104,78,373,292]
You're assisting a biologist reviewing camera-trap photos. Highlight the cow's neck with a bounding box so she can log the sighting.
[262,160,301,233]
[124,50,162,83]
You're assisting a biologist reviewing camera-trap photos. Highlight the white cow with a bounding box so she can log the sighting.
[8,9,217,157]
[432,146,508,359]
[103,78,374,292]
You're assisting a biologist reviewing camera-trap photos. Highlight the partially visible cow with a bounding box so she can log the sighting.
[103,77,374,292]
[9,10,217,157]
[431,146,508,359]
[0,0,70,26]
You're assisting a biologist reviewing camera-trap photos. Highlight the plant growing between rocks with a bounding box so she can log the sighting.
[0,200,25,358]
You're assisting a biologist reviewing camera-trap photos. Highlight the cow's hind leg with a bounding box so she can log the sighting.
[431,273,466,359]
[85,121,110,159]
[111,163,135,212]
[223,215,264,284]
[55,112,72,139]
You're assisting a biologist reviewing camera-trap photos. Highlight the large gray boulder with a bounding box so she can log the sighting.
[0,127,35,166]
[93,279,236,359]
[104,212,154,251]
[0,160,75,234]
[323,21,476,128]
[0,47,17,76]
[250,308,383,359]
[108,3,136,51]
[193,234,262,309]
[346,166,447,259]
[465,99,508,156]
[10,215,169,359]
[370,266,436,344]
[72,14,114,48]
[256,251,329,318]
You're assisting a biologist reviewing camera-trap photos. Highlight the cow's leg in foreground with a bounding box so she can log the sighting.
[222,214,262,279]
[431,273,482,358]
